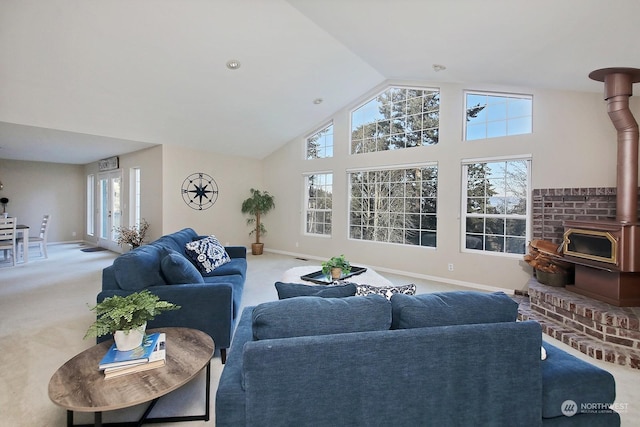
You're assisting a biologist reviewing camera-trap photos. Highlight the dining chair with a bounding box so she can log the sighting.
[18,214,51,259]
[0,216,17,267]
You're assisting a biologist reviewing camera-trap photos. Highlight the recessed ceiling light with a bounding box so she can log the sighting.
[432,64,446,72]
[313,98,323,105]
[226,59,241,70]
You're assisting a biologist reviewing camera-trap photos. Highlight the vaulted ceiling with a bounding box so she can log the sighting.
[1,0,639,164]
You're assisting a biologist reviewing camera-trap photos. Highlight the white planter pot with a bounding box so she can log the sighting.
[113,322,147,351]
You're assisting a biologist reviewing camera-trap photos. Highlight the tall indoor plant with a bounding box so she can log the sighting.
[241,188,275,255]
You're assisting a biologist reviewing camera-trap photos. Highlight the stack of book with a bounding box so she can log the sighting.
[99,332,166,379]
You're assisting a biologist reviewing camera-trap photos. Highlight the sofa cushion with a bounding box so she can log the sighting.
[275,281,357,300]
[391,291,519,329]
[356,283,416,300]
[112,244,167,290]
[184,235,230,274]
[252,294,391,340]
[160,248,204,284]
[202,258,247,278]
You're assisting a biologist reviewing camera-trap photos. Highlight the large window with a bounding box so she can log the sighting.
[306,123,333,159]
[349,165,437,247]
[462,158,530,255]
[465,91,532,140]
[131,167,141,226]
[351,87,439,154]
[305,173,333,236]
[86,174,95,236]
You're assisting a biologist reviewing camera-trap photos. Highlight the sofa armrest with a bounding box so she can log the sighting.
[216,306,255,427]
[225,246,247,259]
[101,265,119,291]
[97,282,235,349]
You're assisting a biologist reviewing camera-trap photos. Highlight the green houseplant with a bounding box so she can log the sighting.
[84,290,180,351]
[322,254,352,280]
[241,188,275,255]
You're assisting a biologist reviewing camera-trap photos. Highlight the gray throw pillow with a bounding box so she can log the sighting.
[274,281,357,299]
[252,294,391,340]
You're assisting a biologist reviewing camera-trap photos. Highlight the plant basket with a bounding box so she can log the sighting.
[251,243,264,255]
[535,269,570,287]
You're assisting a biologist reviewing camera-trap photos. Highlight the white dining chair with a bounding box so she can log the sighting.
[18,214,50,259]
[0,217,17,267]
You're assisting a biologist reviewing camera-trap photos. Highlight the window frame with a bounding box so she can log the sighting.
[86,174,95,236]
[347,162,438,247]
[460,155,532,257]
[303,171,333,237]
[464,90,533,141]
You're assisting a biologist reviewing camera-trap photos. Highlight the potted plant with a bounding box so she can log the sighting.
[321,254,352,280]
[114,219,149,249]
[84,290,180,351]
[241,188,275,255]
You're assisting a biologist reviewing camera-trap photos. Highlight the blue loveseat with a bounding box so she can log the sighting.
[216,291,620,426]
[100,228,246,362]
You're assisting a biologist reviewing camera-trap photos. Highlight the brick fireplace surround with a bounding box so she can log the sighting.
[519,187,640,369]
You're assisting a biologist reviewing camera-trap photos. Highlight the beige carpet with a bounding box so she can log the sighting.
[0,244,637,426]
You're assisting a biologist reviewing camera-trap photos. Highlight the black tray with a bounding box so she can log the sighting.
[300,266,367,285]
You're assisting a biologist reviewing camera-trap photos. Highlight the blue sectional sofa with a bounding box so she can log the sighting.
[216,291,620,426]
[100,228,246,362]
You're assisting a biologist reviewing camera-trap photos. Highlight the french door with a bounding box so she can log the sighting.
[98,171,122,252]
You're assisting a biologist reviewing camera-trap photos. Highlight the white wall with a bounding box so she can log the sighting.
[0,159,84,243]
[262,80,629,293]
[160,144,263,246]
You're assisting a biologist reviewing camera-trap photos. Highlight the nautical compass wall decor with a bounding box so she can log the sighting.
[181,172,219,210]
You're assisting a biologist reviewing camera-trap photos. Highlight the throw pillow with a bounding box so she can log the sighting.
[160,248,204,284]
[274,281,357,300]
[252,294,392,340]
[391,291,519,329]
[113,244,166,290]
[356,283,416,300]
[184,235,230,274]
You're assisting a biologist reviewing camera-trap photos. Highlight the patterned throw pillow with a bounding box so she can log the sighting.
[184,235,230,274]
[356,283,416,300]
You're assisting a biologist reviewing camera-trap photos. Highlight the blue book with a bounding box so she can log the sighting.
[99,333,161,370]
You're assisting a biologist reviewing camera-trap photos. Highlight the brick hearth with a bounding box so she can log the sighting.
[518,278,640,370]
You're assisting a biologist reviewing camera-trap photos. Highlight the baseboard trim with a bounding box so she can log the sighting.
[264,248,513,295]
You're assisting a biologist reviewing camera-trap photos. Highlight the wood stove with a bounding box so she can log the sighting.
[562,68,640,307]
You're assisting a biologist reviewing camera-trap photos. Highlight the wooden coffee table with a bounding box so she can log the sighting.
[48,327,214,427]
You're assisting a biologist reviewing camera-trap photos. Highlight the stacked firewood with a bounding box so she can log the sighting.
[523,240,572,273]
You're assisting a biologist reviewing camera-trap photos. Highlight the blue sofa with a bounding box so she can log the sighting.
[100,228,246,362]
[216,291,620,426]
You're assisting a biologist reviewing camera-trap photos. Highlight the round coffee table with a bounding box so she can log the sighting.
[48,327,214,427]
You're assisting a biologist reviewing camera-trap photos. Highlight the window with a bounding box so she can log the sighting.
[349,165,437,247]
[305,173,333,235]
[306,123,334,159]
[351,86,439,154]
[131,168,141,226]
[465,91,532,140]
[86,174,95,235]
[462,158,530,255]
